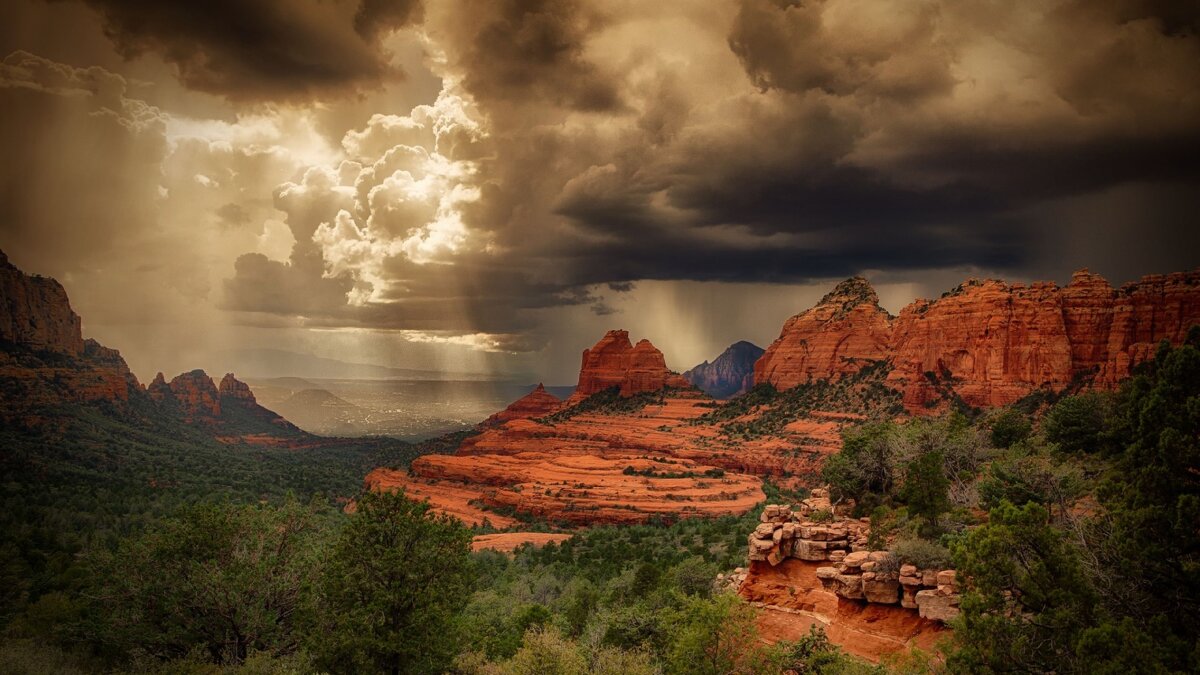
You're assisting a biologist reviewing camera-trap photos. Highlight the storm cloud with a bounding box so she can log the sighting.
[1,0,1198,379]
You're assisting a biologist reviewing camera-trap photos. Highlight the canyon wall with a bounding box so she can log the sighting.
[756,270,1200,409]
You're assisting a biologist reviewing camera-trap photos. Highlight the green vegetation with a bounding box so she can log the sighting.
[696,361,905,439]
[3,332,1199,673]
[539,386,682,423]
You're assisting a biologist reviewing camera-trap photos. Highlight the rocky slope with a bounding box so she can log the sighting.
[482,383,562,425]
[683,341,764,398]
[566,330,691,404]
[757,270,1200,410]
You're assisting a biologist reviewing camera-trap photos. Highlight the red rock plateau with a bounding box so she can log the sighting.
[471,532,573,553]
[566,330,691,405]
[366,342,856,527]
[757,270,1200,410]
[481,383,562,425]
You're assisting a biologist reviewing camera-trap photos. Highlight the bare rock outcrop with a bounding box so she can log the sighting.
[567,330,690,404]
[219,373,256,403]
[754,277,892,390]
[745,499,960,624]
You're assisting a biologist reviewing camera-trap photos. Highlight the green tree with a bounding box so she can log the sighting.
[663,592,781,675]
[988,408,1031,449]
[1043,392,1110,454]
[899,450,949,538]
[948,501,1096,673]
[313,489,474,674]
[822,422,897,507]
[1091,336,1200,669]
[87,498,325,665]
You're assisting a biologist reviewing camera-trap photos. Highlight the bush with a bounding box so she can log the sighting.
[890,538,952,570]
[1043,392,1110,454]
[989,408,1032,448]
[808,509,834,523]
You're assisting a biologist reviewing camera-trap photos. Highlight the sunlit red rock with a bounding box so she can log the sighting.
[567,330,690,404]
[754,277,892,390]
[482,383,561,425]
[756,270,1200,410]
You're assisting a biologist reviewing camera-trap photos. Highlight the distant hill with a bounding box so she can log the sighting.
[683,341,764,398]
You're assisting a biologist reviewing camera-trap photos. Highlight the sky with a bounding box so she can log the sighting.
[1,0,1198,384]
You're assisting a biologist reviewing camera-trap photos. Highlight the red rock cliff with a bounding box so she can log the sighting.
[0,250,85,355]
[567,330,690,404]
[754,277,893,389]
[756,270,1200,410]
[219,373,256,403]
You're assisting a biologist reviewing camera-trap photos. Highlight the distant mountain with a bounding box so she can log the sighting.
[683,341,764,398]
[215,348,505,381]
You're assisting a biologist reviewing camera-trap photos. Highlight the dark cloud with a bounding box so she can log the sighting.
[74,0,423,100]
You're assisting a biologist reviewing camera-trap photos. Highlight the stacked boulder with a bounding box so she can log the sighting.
[747,497,961,624]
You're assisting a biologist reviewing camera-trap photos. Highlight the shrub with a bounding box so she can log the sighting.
[1043,392,1110,454]
[989,408,1032,448]
[890,537,952,570]
[808,509,834,523]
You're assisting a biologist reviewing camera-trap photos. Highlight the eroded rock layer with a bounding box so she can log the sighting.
[757,270,1200,410]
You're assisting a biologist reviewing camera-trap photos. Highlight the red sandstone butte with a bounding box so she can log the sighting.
[482,383,561,425]
[168,370,222,420]
[756,270,1200,410]
[754,277,892,389]
[567,330,690,405]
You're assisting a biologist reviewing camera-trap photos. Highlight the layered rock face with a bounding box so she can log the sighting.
[757,270,1200,410]
[482,383,561,425]
[743,498,959,627]
[167,370,222,420]
[567,330,690,404]
[754,278,893,390]
[0,250,84,355]
[683,340,764,398]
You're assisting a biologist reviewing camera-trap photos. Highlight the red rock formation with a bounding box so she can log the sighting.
[754,278,892,390]
[0,250,84,355]
[567,330,690,405]
[757,270,1200,410]
[482,383,561,425]
[218,373,256,403]
[168,370,221,420]
[887,279,1074,409]
[1097,271,1200,385]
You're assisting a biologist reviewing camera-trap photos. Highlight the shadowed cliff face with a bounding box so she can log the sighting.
[684,341,765,398]
[0,249,306,443]
[756,270,1200,410]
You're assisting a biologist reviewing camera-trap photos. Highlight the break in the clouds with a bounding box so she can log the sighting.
[1,0,1198,379]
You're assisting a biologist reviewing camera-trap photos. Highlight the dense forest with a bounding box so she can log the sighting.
[1,332,1197,673]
